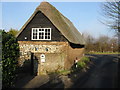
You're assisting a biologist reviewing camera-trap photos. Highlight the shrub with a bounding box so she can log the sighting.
[2,30,19,88]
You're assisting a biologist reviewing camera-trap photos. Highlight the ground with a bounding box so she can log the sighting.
[71,54,119,88]
[14,54,119,88]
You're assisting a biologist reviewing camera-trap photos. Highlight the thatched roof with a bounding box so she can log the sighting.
[16,2,85,45]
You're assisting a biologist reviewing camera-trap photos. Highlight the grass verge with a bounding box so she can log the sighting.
[47,56,91,76]
[86,52,120,54]
[76,56,90,69]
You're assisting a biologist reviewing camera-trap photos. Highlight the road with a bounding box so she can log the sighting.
[71,54,119,88]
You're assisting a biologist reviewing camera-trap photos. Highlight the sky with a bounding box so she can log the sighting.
[1,1,115,38]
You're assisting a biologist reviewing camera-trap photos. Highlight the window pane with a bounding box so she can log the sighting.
[48,36,50,39]
[41,36,44,39]
[45,33,47,35]
[42,33,44,35]
[45,29,47,33]
[39,32,42,39]
[45,36,47,39]
[48,33,50,35]
[33,29,34,32]
[33,29,35,32]
[33,33,35,35]
[48,29,50,33]
[33,36,36,39]
[39,36,42,39]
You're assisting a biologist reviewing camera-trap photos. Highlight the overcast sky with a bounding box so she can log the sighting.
[1,2,115,38]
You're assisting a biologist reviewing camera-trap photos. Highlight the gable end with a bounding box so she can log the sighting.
[17,11,67,42]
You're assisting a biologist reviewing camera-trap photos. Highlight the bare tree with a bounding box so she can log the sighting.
[109,37,118,52]
[82,32,95,52]
[101,0,120,32]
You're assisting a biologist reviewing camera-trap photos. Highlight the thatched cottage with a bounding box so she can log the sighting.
[16,2,85,75]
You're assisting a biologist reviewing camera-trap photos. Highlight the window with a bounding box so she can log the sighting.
[32,28,51,40]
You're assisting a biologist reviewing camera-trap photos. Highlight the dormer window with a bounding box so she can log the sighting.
[31,28,51,40]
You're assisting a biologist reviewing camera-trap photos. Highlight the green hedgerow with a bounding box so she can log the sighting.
[2,30,19,88]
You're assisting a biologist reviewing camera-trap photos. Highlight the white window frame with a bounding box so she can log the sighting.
[31,28,51,40]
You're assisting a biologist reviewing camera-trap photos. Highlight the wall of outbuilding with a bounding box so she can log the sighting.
[16,7,85,75]
[64,45,85,69]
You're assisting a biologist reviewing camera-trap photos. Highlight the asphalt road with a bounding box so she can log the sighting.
[71,54,119,88]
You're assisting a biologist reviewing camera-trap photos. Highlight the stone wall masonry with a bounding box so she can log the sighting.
[18,41,68,67]
[19,44,65,54]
